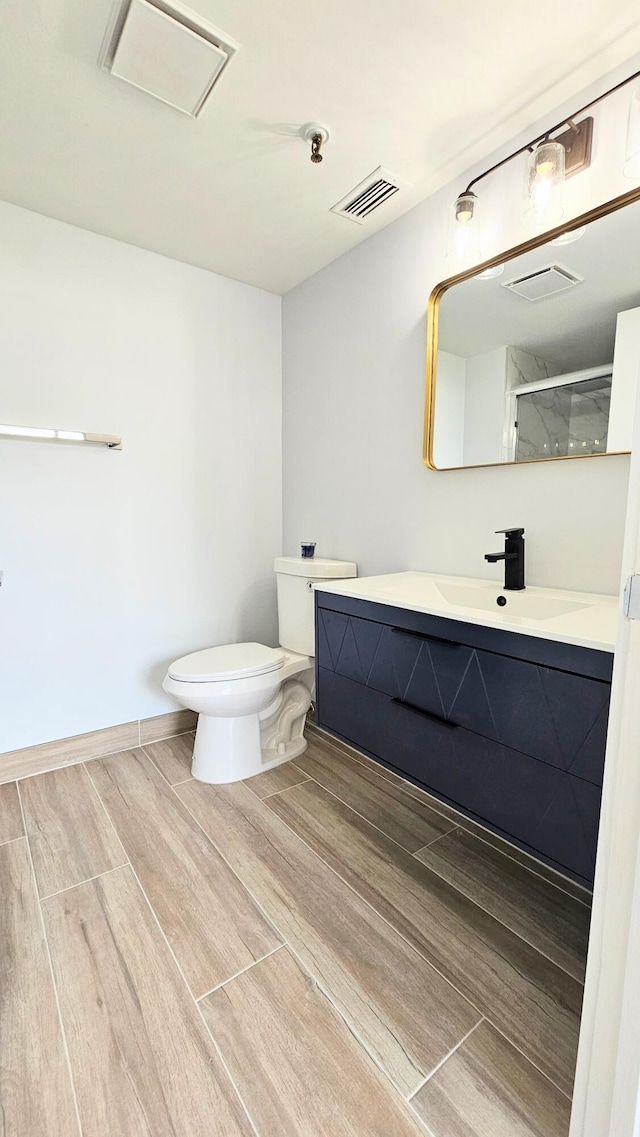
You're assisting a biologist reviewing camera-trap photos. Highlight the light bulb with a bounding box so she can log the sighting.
[454,192,476,224]
[523,140,565,228]
[446,191,480,270]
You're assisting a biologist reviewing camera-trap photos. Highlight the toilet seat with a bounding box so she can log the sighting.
[168,642,285,684]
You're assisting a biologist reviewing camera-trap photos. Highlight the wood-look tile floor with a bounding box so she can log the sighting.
[0,725,589,1136]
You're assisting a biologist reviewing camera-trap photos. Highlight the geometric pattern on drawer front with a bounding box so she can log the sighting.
[316,667,393,761]
[318,611,609,785]
[318,664,600,881]
[479,654,609,782]
[317,609,385,682]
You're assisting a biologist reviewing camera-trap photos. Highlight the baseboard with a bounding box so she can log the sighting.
[0,710,197,784]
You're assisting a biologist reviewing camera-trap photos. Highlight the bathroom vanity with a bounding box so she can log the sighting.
[314,572,618,887]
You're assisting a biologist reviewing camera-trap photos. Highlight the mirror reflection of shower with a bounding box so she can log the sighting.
[513,368,611,461]
[429,195,640,469]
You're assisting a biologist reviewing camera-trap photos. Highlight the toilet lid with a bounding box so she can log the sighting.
[168,642,286,683]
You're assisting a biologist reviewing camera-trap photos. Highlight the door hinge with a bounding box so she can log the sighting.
[624,575,640,619]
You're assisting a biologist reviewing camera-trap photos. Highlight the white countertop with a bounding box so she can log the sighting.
[314,571,620,652]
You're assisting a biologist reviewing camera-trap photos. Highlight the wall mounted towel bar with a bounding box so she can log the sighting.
[0,424,122,449]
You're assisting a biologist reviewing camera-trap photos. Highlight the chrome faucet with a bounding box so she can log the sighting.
[485,528,525,591]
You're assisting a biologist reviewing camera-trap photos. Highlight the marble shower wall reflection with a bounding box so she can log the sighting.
[506,346,556,387]
[515,376,611,461]
[428,193,640,468]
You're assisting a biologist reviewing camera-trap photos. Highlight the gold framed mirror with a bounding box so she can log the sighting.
[424,186,640,470]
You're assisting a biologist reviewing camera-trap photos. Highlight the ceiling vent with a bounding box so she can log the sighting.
[331,167,411,224]
[101,0,239,117]
[502,263,583,302]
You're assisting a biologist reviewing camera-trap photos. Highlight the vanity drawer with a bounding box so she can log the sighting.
[316,604,610,785]
[317,666,601,883]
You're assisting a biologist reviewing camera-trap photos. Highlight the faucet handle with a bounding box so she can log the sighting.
[495,528,524,537]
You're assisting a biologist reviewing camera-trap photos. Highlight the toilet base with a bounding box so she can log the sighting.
[191,678,311,784]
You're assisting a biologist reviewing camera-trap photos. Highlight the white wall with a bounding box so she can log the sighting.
[432,350,465,467]
[0,201,282,754]
[463,347,508,467]
[282,64,638,598]
[609,306,640,452]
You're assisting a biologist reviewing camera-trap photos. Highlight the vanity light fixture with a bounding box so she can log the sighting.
[449,64,640,269]
[454,190,476,224]
[524,139,565,225]
[0,425,123,449]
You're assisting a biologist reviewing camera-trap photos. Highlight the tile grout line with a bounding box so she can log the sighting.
[85,749,286,997]
[410,835,586,984]
[139,735,196,789]
[124,853,264,1137]
[40,861,130,902]
[307,727,593,907]
[196,943,286,1002]
[307,726,588,900]
[412,830,453,855]
[4,729,196,790]
[248,775,312,801]
[11,738,140,787]
[170,781,429,1101]
[407,1018,485,1101]
[83,748,264,1135]
[272,769,458,858]
[234,781,485,1012]
[170,740,578,1104]
[266,769,585,986]
[241,779,575,1099]
[138,743,178,787]
[0,832,27,848]
[479,1017,572,1101]
[139,749,291,959]
[79,761,130,860]
[446,821,592,908]
[15,783,84,1137]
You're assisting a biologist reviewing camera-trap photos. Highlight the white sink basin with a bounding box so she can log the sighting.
[432,581,587,621]
[314,571,619,651]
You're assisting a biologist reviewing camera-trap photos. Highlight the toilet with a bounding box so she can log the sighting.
[162,556,357,784]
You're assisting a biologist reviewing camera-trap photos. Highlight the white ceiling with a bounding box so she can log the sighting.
[2,0,640,293]
[438,198,640,372]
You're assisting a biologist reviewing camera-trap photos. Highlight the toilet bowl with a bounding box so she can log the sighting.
[162,556,357,784]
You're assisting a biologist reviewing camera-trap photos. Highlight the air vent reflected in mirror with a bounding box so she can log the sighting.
[502,263,583,302]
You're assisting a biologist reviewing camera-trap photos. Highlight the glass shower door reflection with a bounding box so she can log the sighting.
[515,375,612,461]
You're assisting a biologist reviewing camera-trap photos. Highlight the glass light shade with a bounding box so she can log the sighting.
[446,192,480,270]
[476,263,504,280]
[623,87,640,180]
[549,225,586,246]
[523,140,565,227]
[454,191,476,223]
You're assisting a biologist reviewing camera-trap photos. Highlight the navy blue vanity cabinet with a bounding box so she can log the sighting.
[315,592,613,887]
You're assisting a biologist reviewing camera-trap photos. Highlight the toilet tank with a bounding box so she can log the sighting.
[274,557,357,657]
